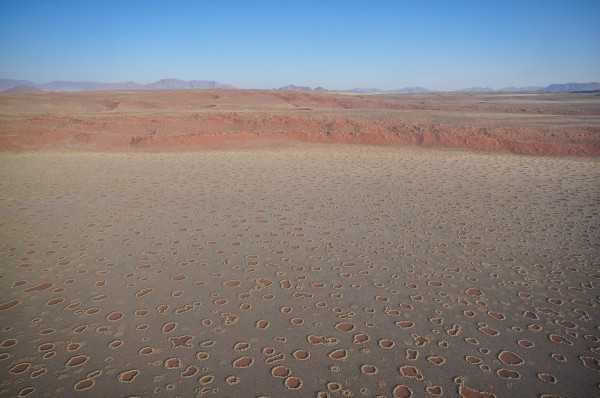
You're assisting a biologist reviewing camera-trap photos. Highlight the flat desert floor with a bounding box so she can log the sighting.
[1,144,599,397]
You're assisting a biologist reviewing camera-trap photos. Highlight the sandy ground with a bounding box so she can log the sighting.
[0,144,599,397]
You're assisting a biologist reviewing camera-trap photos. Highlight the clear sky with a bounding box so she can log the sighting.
[1,0,599,90]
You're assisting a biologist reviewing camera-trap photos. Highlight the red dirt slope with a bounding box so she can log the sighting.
[1,89,599,155]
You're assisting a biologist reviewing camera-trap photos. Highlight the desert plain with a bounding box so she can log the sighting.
[0,90,599,397]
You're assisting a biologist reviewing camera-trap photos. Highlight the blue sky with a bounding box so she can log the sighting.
[1,0,599,90]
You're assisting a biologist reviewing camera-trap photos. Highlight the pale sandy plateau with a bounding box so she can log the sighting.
[0,144,599,397]
[1,90,599,397]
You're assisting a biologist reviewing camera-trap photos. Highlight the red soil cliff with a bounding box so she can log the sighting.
[1,89,599,155]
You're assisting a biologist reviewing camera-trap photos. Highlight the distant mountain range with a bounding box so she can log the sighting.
[1,79,599,93]
[282,83,600,93]
[350,82,600,93]
[543,82,600,92]
[497,86,545,92]
[0,78,233,92]
[2,85,44,94]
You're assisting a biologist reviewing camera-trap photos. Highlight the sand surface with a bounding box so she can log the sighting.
[1,90,600,155]
[1,144,599,397]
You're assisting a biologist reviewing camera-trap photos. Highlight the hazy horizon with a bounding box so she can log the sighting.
[3,77,600,93]
[1,1,599,91]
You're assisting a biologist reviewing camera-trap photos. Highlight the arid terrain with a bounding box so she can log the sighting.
[0,91,599,397]
[0,89,599,155]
